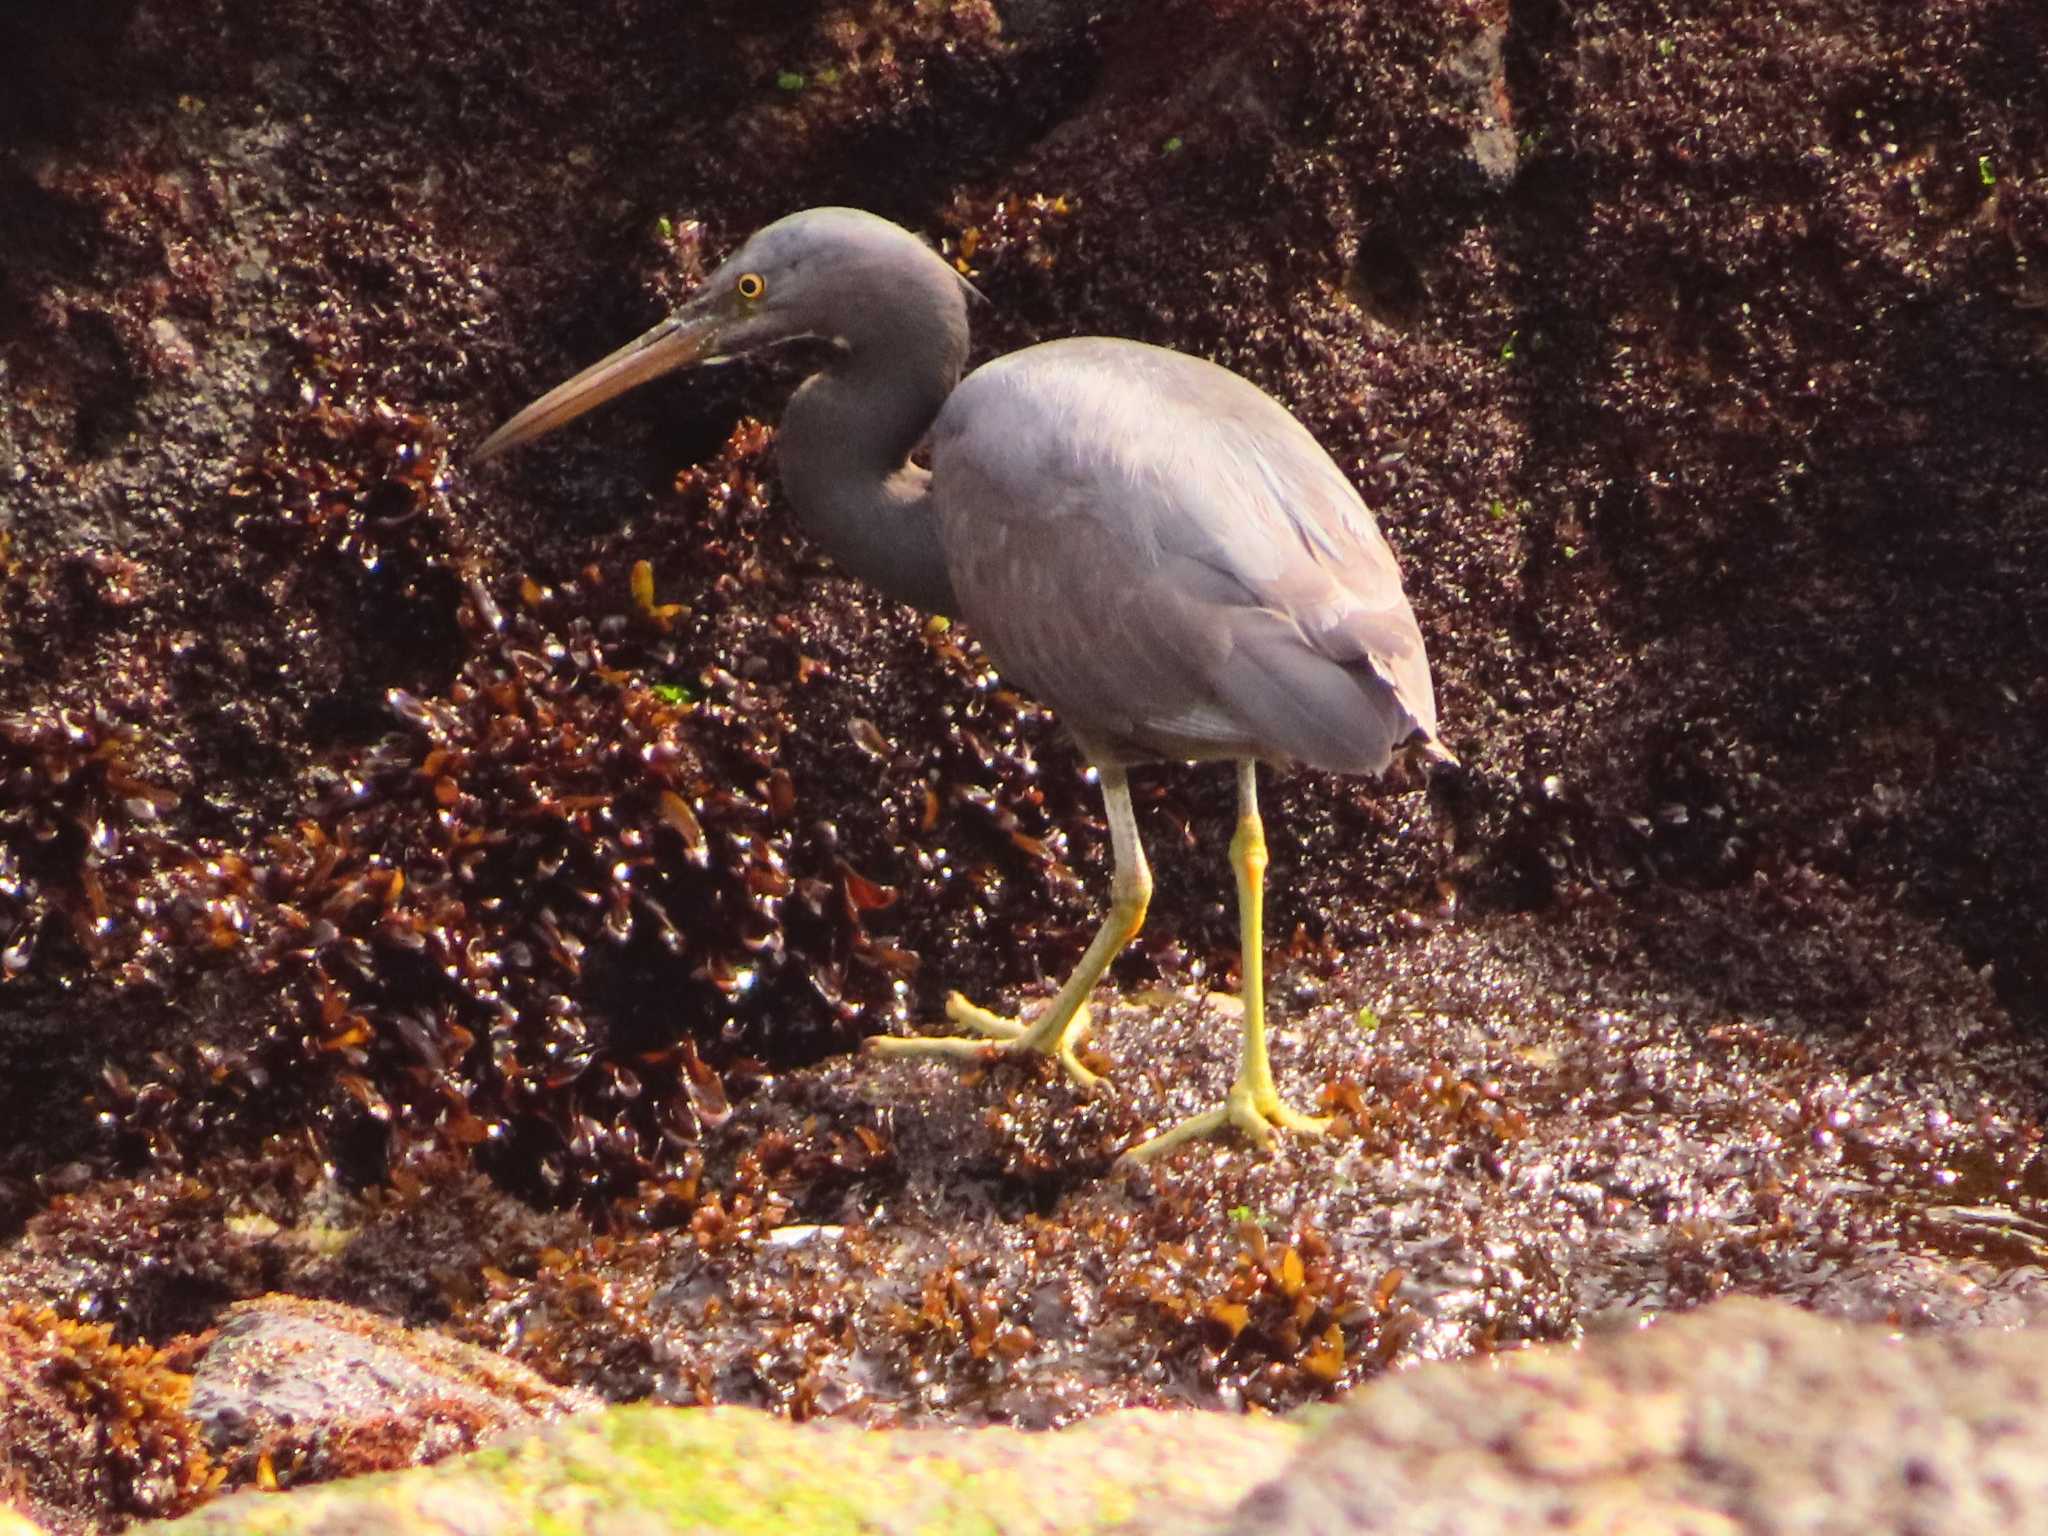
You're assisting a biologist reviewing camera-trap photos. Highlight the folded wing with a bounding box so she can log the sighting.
[931,338,1438,774]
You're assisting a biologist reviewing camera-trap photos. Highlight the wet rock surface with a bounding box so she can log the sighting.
[0,0,2044,1528]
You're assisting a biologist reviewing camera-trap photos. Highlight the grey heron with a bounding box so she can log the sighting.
[477,207,1448,1165]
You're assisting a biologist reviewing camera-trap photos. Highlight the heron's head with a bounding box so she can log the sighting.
[475,207,970,463]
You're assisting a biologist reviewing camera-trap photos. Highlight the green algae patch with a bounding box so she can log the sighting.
[156,1404,1300,1535]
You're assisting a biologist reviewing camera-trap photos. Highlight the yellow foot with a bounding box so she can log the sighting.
[1116,1076,1329,1167]
[863,991,1103,1092]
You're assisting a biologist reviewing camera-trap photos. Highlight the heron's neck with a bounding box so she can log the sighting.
[778,329,963,615]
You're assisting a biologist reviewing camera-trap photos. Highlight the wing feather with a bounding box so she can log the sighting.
[931,337,1438,771]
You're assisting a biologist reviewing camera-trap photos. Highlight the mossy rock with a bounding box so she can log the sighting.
[157,1403,1299,1535]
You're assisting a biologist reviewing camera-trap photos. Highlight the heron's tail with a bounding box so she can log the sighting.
[1409,732,1460,770]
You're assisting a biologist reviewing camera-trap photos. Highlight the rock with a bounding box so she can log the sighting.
[145,317,197,374]
[156,1299,2048,1535]
[3,0,2047,1524]
[1175,1298,2048,1536]
[187,1296,596,1489]
[158,1399,1299,1535]
[1443,15,1517,184]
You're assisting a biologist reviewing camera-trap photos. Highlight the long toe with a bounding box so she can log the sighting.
[1116,1078,1328,1167]
[1249,1092,1331,1139]
[864,998,1104,1092]
[941,991,1031,1040]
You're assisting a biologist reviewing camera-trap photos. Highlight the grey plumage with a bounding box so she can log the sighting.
[933,336,1436,772]
[477,206,1448,1165]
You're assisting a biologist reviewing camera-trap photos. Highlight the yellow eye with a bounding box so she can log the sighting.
[736,272,766,301]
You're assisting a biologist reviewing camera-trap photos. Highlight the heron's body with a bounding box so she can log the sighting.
[477,207,1447,1165]
[934,337,1436,772]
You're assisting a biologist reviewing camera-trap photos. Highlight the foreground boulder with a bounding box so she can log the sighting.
[1181,1297,2048,1535]
[153,1298,2048,1535]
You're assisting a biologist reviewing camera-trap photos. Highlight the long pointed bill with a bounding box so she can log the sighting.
[474,306,723,463]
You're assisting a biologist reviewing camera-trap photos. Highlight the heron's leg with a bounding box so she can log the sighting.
[1117,762,1330,1166]
[865,762,1151,1091]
